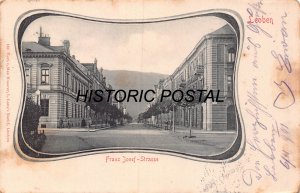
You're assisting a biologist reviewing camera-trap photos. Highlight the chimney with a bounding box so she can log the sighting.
[38,27,51,46]
[63,40,70,55]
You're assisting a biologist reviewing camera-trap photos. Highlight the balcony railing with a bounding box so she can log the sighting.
[194,65,204,76]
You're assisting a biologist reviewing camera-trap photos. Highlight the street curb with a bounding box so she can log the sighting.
[40,126,112,132]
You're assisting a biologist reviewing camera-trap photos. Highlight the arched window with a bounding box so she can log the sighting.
[228,48,235,63]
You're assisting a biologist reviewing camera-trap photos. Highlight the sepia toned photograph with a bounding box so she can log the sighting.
[20,14,240,158]
[1,0,299,192]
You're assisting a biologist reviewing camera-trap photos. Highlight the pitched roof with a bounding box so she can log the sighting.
[209,24,235,35]
[170,24,236,77]
[22,42,55,52]
[22,41,66,53]
[82,63,94,66]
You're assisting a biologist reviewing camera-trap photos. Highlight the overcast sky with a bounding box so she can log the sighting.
[23,16,227,75]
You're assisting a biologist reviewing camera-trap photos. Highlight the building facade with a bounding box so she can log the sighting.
[149,24,237,131]
[22,28,108,128]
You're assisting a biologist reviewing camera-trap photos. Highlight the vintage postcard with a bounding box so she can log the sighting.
[0,0,299,192]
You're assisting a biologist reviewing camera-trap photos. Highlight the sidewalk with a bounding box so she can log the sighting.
[143,123,237,148]
[38,124,112,132]
[144,123,237,134]
[168,125,237,149]
[171,125,237,134]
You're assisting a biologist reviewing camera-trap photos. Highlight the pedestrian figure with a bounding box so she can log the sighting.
[165,120,168,130]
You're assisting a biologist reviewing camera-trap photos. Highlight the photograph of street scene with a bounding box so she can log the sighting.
[20,15,239,157]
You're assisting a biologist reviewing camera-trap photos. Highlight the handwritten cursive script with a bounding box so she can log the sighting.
[271,12,295,109]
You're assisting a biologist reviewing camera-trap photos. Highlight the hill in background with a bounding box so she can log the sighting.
[103,70,168,120]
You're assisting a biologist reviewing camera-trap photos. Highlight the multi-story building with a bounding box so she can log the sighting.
[82,61,106,91]
[22,28,108,128]
[152,24,237,131]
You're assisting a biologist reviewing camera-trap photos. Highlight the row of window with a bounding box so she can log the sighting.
[65,101,86,118]
[172,46,235,89]
[216,45,236,63]
[25,68,90,93]
[187,48,207,78]
[65,71,88,94]
[39,99,88,119]
[25,68,50,85]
